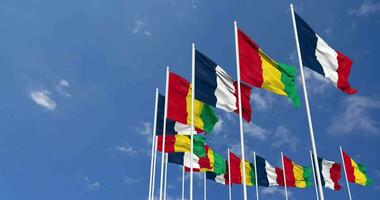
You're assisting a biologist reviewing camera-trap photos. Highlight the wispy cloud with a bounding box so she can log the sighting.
[261,187,292,197]
[124,176,141,184]
[328,96,380,135]
[213,119,224,135]
[299,67,330,95]
[132,20,151,36]
[114,143,137,157]
[83,176,100,191]
[251,91,275,111]
[136,122,153,143]
[244,122,269,140]
[29,89,57,111]
[56,79,71,97]
[271,126,298,152]
[349,1,380,16]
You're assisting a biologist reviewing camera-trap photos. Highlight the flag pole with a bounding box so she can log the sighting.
[151,136,158,200]
[233,20,248,200]
[204,172,207,200]
[159,67,170,200]
[182,166,185,200]
[281,152,288,200]
[190,42,195,200]
[309,150,320,200]
[253,152,259,200]
[340,146,353,200]
[289,4,325,200]
[228,148,232,200]
[163,153,168,200]
[148,88,159,200]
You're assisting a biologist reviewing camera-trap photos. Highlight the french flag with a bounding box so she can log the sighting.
[255,155,284,187]
[317,157,342,191]
[295,12,357,94]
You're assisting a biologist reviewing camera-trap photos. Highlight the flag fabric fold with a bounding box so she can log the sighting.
[283,155,312,188]
[229,152,255,186]
[206,171,228,185]
[237,28,300,107]
[195,50,252,122]
[185,145,226,175]
[317,157,342,190]
[157,135,206,157]
[167,72,219,133]
[168,152,201,170]
[342,151,372,186]
[294,12,357,94]
[255,155,284,187]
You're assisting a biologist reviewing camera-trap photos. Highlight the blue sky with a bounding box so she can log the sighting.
[0,0,379,199]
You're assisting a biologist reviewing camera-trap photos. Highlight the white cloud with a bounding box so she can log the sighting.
[29,89,57,111]
[251,91,275,111]
[136,122,153,143]
[271,126,298,152]
[349,1,380,16]
[124,176,140,184]
[132,20,151,36]
[56,79,71,97]
[300,67,330,95]
[261,187,292,197]
[114,143,137,157]
[83,176,100,191]
[328,96,380,135]
[213,119,223,135]
[244,122,269,140]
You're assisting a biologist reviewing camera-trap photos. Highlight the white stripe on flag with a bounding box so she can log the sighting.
[321,159,336,190]
[214,174,226,185]
[315,35,339,86]
[183,152,200,169]
[174,122,196,135]
[265,160,279,186]
[215,66,237,112]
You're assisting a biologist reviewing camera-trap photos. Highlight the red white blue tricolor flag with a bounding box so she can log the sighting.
[294,12,357,94]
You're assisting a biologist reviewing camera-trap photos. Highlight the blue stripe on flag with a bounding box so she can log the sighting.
[256,155,270,187]
[156,94,176,135]
[195,50,218,107]
[168,153,185,166]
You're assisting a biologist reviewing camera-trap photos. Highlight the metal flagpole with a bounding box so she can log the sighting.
[253,152,259,200]
[228,148,232,200]
[151,136,158,200]
[190,43,195,200]
[281,152,288,200]
[204,172,207,200]
[164,153,168,200]
[148,89,159,200]
[289,4,325,200]
[309,150,320,200]
[182,166,185,200]
[233,20,248,200]
[159,67,170,200]
[340,146,353,200]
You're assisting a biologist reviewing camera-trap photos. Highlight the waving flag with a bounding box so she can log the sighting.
[237,29,300,107]
[283,156,312,188]
[185,145,226,175]
[168,72,219,133]
[255,155,284,187]
[229,152,256,186]
[195,50,252,122]
[156,94,202,135]
[157,135,206,157]
[317,157,342,190]
[168,152,201,170]
[294,12,357,94]
[206,171,228,185]
[342,151,372,186]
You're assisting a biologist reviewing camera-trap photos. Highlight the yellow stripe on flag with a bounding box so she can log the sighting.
[241,160,253,186]
[186,84,205,130]
[351,159,367,186]
[174,135,191,152]
[259,49,287,96]
[293,163,307,188]
[208,148,215,171]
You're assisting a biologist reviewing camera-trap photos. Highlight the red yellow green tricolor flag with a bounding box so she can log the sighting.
[229,152,255,186]
[157,135,206,157]
[342,151,372,186]
[186,145,226,175]
[283,155,312,188]
[237,28,300,107]
[167,72,219,133]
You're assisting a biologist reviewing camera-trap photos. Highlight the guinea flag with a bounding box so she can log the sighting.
[195,50,252,122]
[342,151,372,186]
[317,157,342,190]
[255,155,284,187]
[283,155,312,188]
[237,28,300,107]
[294,12,357,94]
[157,135,206,157]
[229,152,256,186]
[167,72,219,133]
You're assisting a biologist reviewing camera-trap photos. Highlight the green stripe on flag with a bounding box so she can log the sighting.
[278,63,300,107]
[358,163,373,186]
[200,104,219,133]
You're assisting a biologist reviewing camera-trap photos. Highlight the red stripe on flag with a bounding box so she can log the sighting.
[233,81,252,122]
[157,135,176,152]
[229,152,243,184]
[237,29,264,88]
[342,151,356,183]
[336,51,357,95]
[330,162,342,190]
[275,167,285,186]
[167,72,190,125]
[283,156,296,187]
